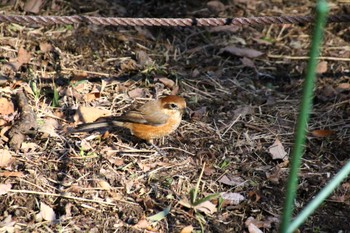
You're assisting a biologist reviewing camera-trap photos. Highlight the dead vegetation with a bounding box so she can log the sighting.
[1,0,350,232]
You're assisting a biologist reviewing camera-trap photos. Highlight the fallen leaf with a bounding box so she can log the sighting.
[247,223,263,233]
[0,98,15,115]
[219,46,263,58]
[316,61,328,74]
[154,77,175,88]
[241,57,256,68]
[268,139,287,160]
[134,219,150,229]
[84,92,101,102]
[218,175,245,186]
[336,83,350,91]
[194,200,217,215]
[180,225,194,233]
[311,129,335,138]
[24,0,44,13]
[207,0,226,14]
[39,202,56,222]
[128,88,145,99]
[39,42,53,53]
[209,25,239,33]
[75,106,111,123]
[0,171,25,177]
[0,149,13,168]
[221,192,245,205]
[21,142,39,153]
[38,118,59,138]
[0,214,16,232]
[17,47,31,65]
[136,50,153,67]
[0,183,12,195]
[97,179,112,190]
[190,107,207,120]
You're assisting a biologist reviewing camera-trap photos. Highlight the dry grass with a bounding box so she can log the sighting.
[1,0,350,232]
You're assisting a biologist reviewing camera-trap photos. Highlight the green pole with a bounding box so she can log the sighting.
[279,1,329,232]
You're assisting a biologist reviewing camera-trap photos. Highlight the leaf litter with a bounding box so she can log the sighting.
[0,0,349,232]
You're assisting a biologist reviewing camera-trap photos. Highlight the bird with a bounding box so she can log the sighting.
[72,95,187,153]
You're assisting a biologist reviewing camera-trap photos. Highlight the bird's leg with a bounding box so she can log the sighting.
[148,139,167,156]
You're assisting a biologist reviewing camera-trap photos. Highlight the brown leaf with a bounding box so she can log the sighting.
[336,83,350,92]
[154,77,175,88]
[194,200,217,215]
[0,171,24,177]
[39,202,56,222]
[0,98,15,115]
[268,139,287,160]
[135,50,153,67]
[0,183,12,195]
[221,192,245,205]
[0,149,13,168]
[207,0,226,14]
[240,57,256,68]
[84,92,101,102]
[219,46,263,58]
[180,225,194,233]
[311,129,335,138]
[316,61,328,74]
[75,106,111,124]
[128,88,145,99]
[190,107,207,120]
[39,42,53,53]
[24,0,44,13]
[17,47,31,65]
[218,175,245,186]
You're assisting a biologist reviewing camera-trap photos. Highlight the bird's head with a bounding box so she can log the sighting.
[160,95,187,117]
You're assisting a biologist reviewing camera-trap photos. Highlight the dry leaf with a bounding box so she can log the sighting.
[194,200,217,215]
[17,47,31,65]
[209,25,239,33]
[247,223,263,233]
[24,0,44,13]
[39,42,53,53]
[134,219,150,229]
[39,202,56,222]
[75,106,111,123]
[38,118,59,138]
[84,92,101,102]
[219,46,263,58]
[154,77,175,88]
[241,57,256,68]
[0,183,12,195]
[207,0,226,14]
[0,98,15,115]
[221,192,245,205]
[128,88,145,99]
[0,171,24,177]
[97,179,112,190]
[268,139,287,160]
[336,83,350,91]
[190,107,207,121]
[316,61,328,74]
[21,142,39,153]
[218,175,245,186]
[311,129,335,138]
[0,149,13,168]
[180,225,194,233]
[135,50,153,67]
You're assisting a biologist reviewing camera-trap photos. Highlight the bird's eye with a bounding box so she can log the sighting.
[169,103,178,109]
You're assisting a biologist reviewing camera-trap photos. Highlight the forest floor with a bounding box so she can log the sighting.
[1,0,350,232]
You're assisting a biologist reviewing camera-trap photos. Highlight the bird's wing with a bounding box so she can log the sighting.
[116,101,169,125]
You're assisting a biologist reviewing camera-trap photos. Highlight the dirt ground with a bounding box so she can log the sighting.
[1,0,350,232]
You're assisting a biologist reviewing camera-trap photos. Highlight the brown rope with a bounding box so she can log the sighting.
[0,14,349,27]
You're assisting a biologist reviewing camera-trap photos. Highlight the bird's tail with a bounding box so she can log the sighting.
[70,120,125,133]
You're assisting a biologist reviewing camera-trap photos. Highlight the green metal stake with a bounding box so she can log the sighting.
[287,160,350,233]
[279,1,329,232]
